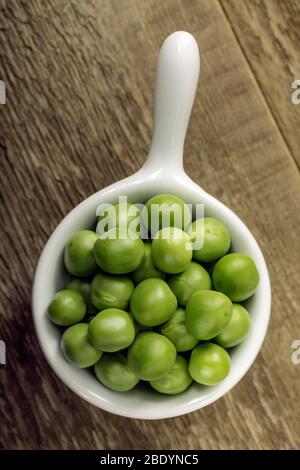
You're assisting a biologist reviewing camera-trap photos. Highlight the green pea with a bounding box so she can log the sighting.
[97,201,141,235]
[48,289,86,326]
[61,323,102,368]
[213,253,259,301]
[150,355,192,395]
[64,230,98,277]
[144,193,191,233]
[167,261,212,306]
[66,278,93,310]
[189,343,231,385]
[93,228,145,274]
[160,307,198,352]
[190,217,231,262]
[94,353,139,392]
[127,332,176,381]
[132,243,165,284]
[130,278,177,327]
[152,227,193,274]
[88,308,135,352]
[186,290,232,340]
[215,303,251,347]
[91,272,134,311]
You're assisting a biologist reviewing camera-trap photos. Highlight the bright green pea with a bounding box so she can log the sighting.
[91,272,134,311]
[61,323,102,368]
[144,193,191,233]
[167,261,212,306]
[160,307,198,352]
[189,343,230,385]
[48,289,86,326]
[213,253,259,301]
[127,332,176,381]
[94,353,139,392]
[66,278,93,310]
[97,202,141,235]
[130,278,177,327]
[132,243,165,284]
[152,227,193,274]
[190,217,231,262]
[215,303,251,347]
[150,355,192,395]
[64,230,98,277]
[88,308,135,352]
[93,228,145,274]
[186,290,232,340]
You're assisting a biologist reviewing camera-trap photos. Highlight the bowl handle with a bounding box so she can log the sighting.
[143,31,200,174]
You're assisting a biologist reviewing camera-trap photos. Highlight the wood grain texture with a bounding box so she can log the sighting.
[1,0,300,450]
[220,0,300,168]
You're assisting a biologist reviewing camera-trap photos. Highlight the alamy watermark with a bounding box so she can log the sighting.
[291,80,300,105]
[291,340,300,365]
[0,340,6,365]
[0,80,6,104]
[95,196,205,250]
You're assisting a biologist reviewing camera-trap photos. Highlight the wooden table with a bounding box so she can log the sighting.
[1,0,300,450]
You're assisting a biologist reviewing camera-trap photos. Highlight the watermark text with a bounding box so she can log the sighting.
[291,80,300,105]
[0,340,6,365]
[0,80,6,104]
[291,339,300,365]
[95,196,205,250]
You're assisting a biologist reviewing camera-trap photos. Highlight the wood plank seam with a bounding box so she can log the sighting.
[218,0,300,175]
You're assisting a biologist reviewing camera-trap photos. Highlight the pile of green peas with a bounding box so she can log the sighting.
[48,194,259,395]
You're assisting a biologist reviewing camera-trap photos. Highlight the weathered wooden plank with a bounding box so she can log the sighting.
[220,0,300,168]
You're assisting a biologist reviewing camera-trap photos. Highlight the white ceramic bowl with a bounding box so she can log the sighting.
[32,32,271,419]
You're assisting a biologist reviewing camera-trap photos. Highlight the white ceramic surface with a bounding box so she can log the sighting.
[32,31,271,420]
